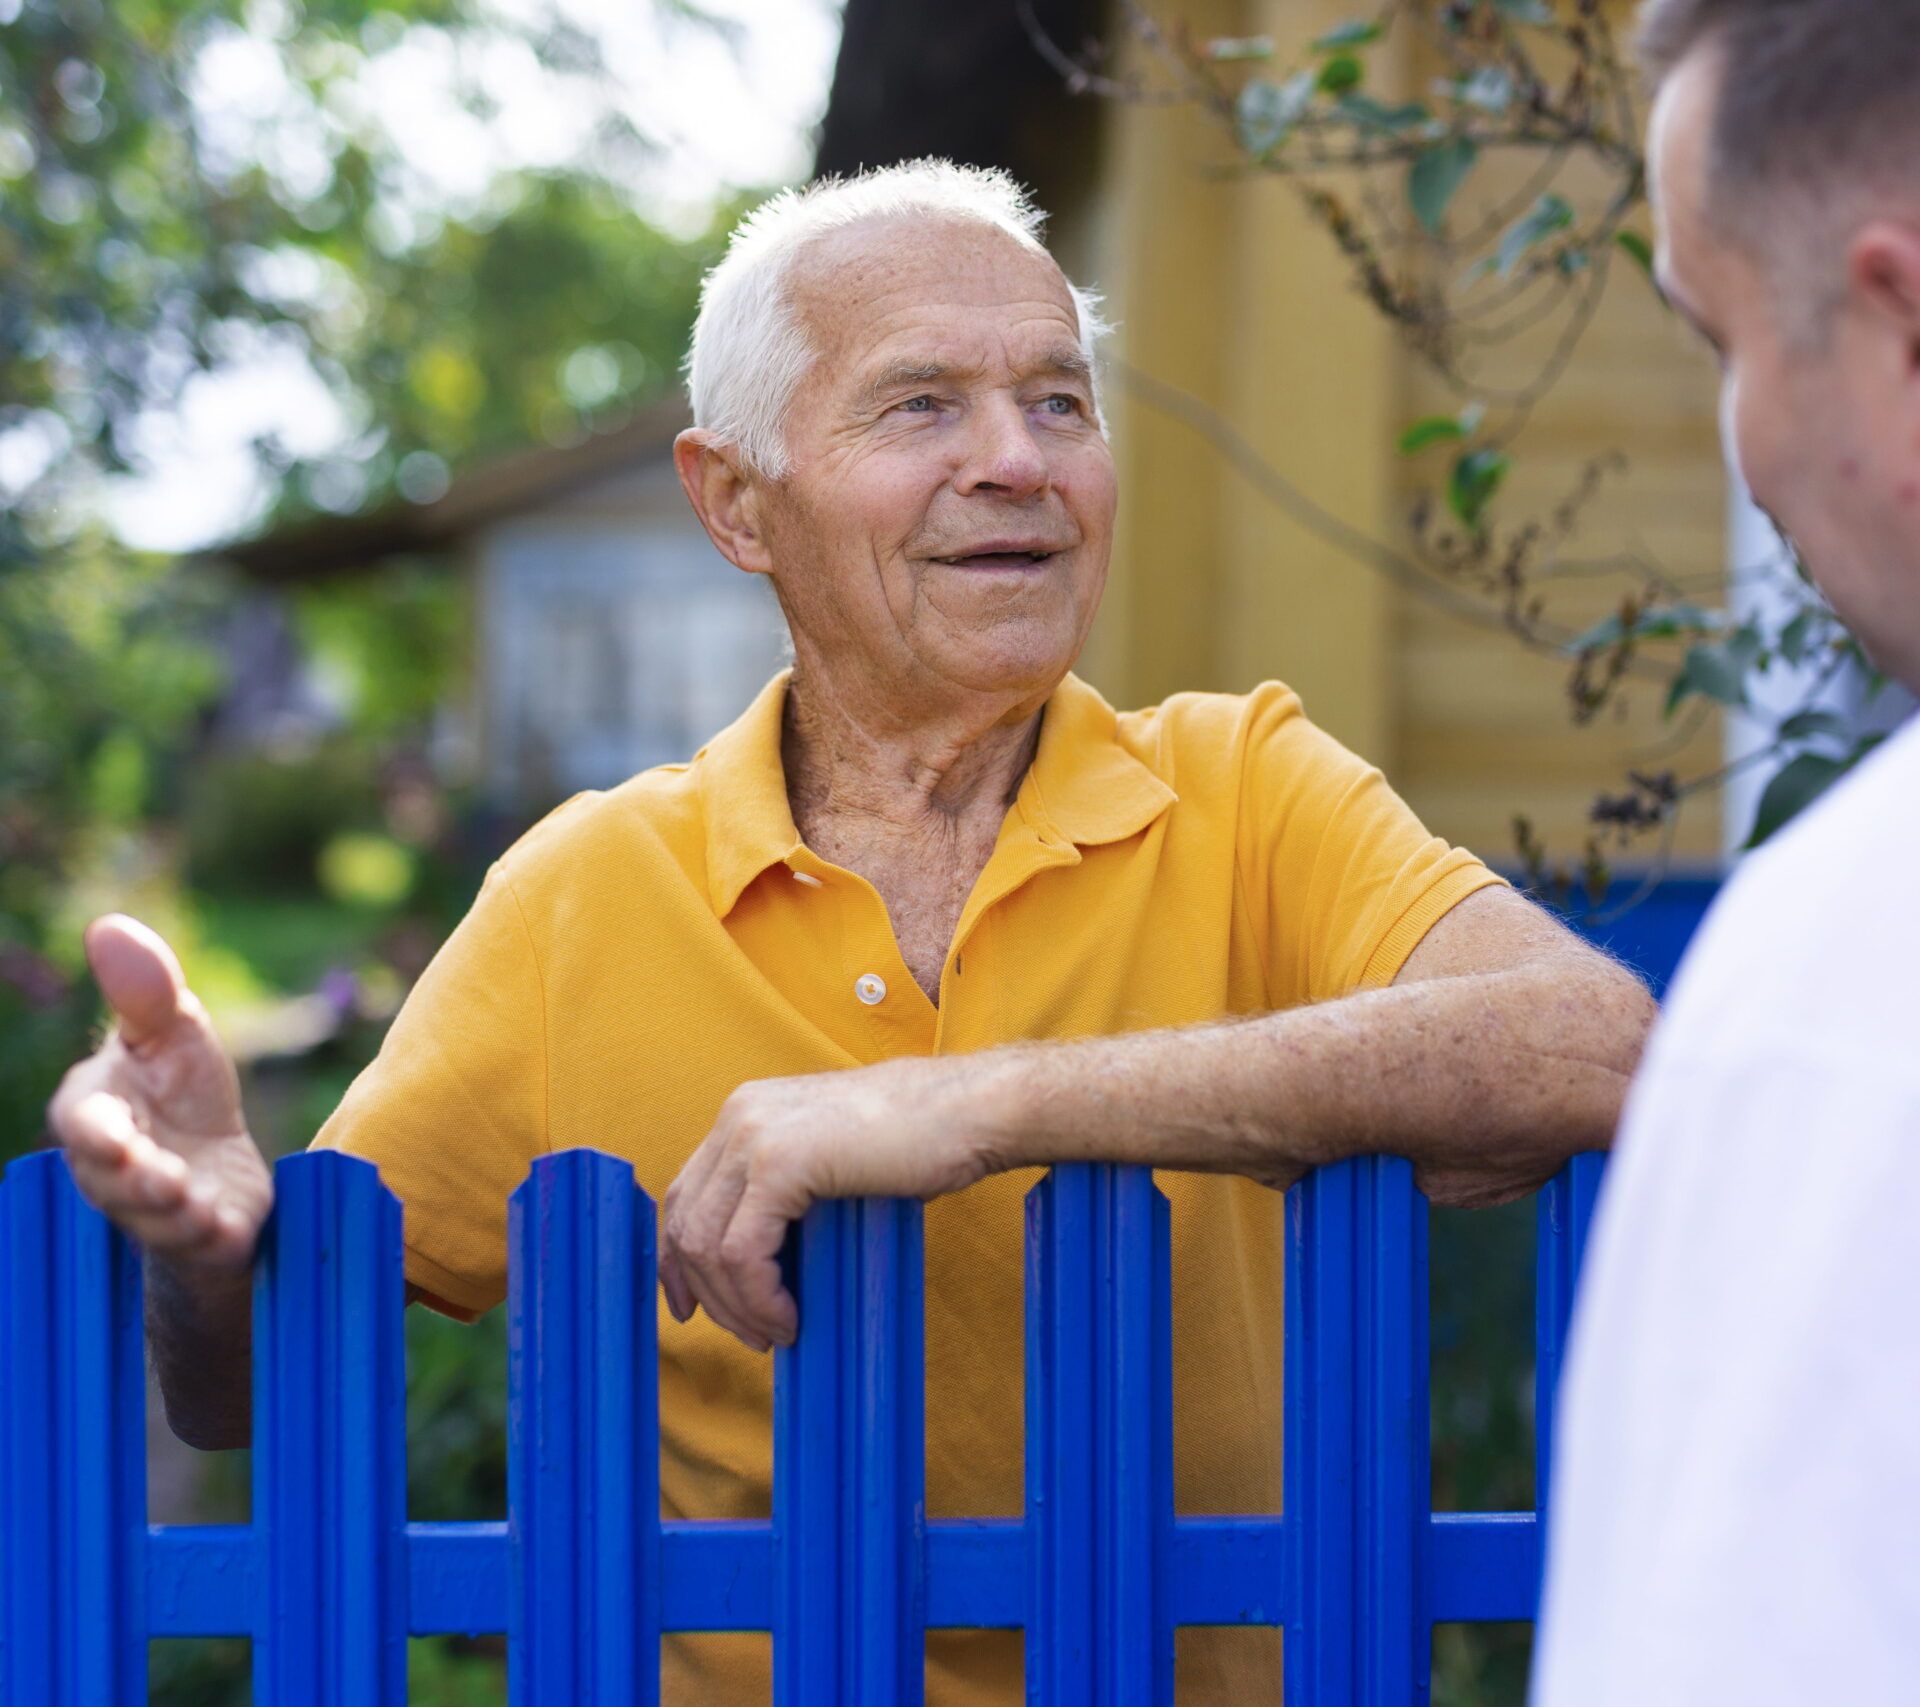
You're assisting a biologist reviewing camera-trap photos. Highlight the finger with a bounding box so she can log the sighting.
[48,1047,138,1147]
[94,1156,257,1265]
[66,1146,220,1254]
[717,1196,800,1347]
[657,1248,695,1323]
[84,914,189,1052]
[69,1113,190,1219]
[676,1262,770,1353]
[676,1231,772,1353]
[51,1077,137,1169]
[676,1165,762,1339]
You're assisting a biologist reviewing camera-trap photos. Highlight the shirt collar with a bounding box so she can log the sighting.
[696,668,1178,918]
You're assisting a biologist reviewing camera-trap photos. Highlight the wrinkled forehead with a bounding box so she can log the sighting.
[784,214,1083,376]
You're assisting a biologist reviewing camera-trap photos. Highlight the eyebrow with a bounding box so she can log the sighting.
[854,346,1095,411]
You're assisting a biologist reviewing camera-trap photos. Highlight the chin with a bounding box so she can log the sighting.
[935,634,1079,697]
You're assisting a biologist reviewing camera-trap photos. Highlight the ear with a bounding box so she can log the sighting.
[673,429,775,575]
[1847,221,1920,373]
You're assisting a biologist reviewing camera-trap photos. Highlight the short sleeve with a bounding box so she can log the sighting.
[308,860,548,1320]
[1236,683,1505,1007]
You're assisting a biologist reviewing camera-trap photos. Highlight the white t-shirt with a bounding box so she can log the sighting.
[1532,711,1920,1707]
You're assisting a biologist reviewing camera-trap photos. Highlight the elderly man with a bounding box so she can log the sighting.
[1533,4,1920,1704]
[51,161,1651,1702]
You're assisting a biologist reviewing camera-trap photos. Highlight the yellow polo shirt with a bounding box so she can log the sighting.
[311,669,1501,1702]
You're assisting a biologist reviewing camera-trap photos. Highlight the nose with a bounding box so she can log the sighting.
[953,395,1051,501]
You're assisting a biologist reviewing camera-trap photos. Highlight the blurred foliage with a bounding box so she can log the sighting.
[0,0,729,559]
[1075,0,1897,885]
[0,0,726,1163]
[0,547,226,1163]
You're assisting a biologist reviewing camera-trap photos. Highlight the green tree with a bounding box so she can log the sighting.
[0,0,733,1160]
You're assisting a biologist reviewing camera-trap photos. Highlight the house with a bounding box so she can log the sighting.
[215,400,788,805]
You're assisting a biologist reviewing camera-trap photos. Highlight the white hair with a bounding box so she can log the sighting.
[684,157,1109,478]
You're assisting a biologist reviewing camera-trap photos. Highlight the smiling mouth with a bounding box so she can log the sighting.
[934,550,1060,569]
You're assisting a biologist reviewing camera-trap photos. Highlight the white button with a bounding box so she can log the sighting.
[791,870,823,888]
[854,973,887,1006]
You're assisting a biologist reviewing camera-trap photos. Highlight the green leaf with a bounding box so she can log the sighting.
[1447,447,1510,529]
[1777,708,1854,745]
[1313,19,1383,50]
[1777,609,1819,665]
[1742,752,1850,848]
[1614,229,1654,275]
[1409,136,1479,233]
[1398,414,1468,456]
[1333,94,1430,132]
[1665,634,1757,716]
[1205,34,1276,61]
[1493,192,1574,277]
[1316,53,1364,95]
[1236,72,1315,156]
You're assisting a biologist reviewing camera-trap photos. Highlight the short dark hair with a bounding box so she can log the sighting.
[1636,0,1920,201]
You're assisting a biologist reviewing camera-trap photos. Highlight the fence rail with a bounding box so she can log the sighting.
[0,1143,1604,1705]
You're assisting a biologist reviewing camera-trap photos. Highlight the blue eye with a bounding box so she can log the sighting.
[1042,395,1078,415]
[899,395,934,413]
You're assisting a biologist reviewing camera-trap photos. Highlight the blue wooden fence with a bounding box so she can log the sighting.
[0,880,1711,1703]
[0,1143,1603,1705]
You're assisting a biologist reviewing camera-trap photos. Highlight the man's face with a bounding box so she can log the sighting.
[1649,48,1920,689]
[751,216,1115,710]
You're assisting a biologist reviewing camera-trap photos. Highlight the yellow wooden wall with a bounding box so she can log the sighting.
[1070,0,1727,868]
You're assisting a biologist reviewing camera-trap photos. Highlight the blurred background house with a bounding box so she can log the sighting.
[214,399,788,802]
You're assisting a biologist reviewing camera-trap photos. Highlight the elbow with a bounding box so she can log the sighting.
[1598,963,1660,1079]
[1565,963,1659,1143]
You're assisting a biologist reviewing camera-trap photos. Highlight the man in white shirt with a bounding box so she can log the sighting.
[1533,3,1920,1702]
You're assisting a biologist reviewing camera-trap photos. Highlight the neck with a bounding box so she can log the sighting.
[781,660,1050,835]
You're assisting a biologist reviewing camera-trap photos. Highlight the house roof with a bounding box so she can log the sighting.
[212,397,689,582]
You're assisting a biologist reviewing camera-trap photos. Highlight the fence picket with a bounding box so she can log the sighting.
[253,1151,408,1704]
[0,1141,1606,1705]
[774,1197,926,1707]
[1285,1157,1431,1706]
[1025,1164,1173,1706]
[0,1153,147,1706]
[1533,1151,1605,1593]
[508,1149,661,1703]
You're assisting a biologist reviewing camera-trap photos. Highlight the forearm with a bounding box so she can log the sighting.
[970,959,1652,1196]
[145,1253,254,1451]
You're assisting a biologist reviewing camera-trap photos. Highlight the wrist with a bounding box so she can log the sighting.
[146,1242,255,1308]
